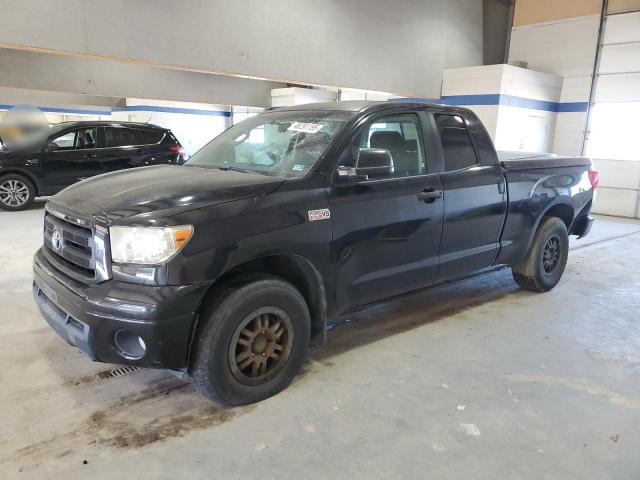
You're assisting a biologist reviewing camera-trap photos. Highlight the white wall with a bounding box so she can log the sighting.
[0,0,484,99]
[271,88,335,108]
[442,64,562,153]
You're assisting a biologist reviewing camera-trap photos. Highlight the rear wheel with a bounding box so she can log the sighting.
[0,174,36,211]
[512,216,569,292]
[189,277,310,406]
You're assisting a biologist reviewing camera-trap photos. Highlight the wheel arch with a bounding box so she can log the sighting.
[187,253,328,365]
[542,203,574,232]
[0,168,42,196]
[509,200,575,267]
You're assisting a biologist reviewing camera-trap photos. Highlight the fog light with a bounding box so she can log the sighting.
[113,330,146,359]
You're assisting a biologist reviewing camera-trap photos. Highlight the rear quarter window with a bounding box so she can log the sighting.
[104,127,141,148]
[137,129,164,145]
[434,114,478,172]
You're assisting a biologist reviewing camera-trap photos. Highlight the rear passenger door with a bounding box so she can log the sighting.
[431,111,506,280]
[100,126,143,173]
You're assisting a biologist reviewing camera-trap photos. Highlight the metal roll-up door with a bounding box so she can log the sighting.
[586,3,640,218]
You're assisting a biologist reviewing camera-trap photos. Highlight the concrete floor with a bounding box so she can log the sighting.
[1,200,639,479]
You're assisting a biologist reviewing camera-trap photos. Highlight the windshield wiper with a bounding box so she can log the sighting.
[217,165,251,173]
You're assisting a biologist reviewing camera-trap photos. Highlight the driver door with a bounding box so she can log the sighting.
[43,127,103,193]
[329,111,444,311]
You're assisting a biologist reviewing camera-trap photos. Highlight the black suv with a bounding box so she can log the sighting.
[0,121,187,211]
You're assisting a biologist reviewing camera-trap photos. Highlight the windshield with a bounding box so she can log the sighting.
[186,110,352,177]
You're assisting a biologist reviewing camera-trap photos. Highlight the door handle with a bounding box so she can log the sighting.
[417,188,443,203]
[85,152,98,159]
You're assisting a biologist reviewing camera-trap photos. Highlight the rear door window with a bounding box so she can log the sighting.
[104,127,141,147]
[434,114,478,172]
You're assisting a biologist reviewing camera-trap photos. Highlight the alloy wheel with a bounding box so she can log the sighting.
[0,179,29,207]
[542,236,561,273]
[228,307,294,384]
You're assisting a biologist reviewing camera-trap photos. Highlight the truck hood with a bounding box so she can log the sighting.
[50,165,286,224]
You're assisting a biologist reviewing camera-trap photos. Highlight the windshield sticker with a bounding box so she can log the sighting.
[292,164,305,171]
[308,208,331,222]
[287,122,324,134]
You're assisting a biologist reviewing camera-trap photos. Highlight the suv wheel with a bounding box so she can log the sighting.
[189,277,310,406]
[0,174,36,211]
[512,216,569,292]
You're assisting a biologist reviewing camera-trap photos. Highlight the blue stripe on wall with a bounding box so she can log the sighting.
[113,105,232,117]
[392,94,588,113]
[0,104,232,117]
[441,94,503,106]
[557,102,590,113]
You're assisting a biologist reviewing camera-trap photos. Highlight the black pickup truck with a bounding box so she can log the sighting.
[32,101,597,405]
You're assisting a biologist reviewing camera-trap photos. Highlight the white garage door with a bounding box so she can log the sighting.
[586,8,640,160]
[586,5,640,218]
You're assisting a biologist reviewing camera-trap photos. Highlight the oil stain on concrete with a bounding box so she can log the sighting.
[12,376,254,464]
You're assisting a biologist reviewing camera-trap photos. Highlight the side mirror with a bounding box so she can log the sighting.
[46,142,59,152]
[355,148,394,179]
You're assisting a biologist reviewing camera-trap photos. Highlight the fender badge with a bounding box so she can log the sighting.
[308,208,331,222]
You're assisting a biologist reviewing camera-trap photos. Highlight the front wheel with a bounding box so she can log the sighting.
[189,277,310,406]
[0,174,36,211]
[512,216,569,292]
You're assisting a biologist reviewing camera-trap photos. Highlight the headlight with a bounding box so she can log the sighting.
[109,225,193,265]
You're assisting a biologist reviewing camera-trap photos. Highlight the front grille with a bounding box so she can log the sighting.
[44,211,96,282]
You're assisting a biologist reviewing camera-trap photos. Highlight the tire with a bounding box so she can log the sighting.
[512,216,569,292]
[0,174,36,211]
[189,277,311,406]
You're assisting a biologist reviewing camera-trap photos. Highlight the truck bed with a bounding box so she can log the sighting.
[498,151,592,172]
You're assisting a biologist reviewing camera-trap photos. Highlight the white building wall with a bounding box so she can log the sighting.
[271,88,335,108]
[442,64,562,154]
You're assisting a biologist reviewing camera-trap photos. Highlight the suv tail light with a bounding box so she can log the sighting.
[588,168,600,190]
[168,145,189,162]
[168,145,186,156]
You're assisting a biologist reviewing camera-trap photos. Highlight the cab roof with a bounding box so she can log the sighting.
[273,100,461,114]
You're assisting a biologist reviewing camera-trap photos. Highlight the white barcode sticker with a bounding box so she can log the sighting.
[287,122,324,134]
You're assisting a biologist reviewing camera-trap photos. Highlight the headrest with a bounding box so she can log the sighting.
[370,131,404,149]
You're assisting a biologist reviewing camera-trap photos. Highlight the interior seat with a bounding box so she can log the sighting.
[370,131,419,175]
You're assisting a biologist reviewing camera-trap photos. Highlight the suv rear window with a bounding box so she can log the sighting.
[137,129,164,145]
[104,127,141,148]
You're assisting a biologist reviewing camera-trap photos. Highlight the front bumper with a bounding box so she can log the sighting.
[32,248,210,369]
